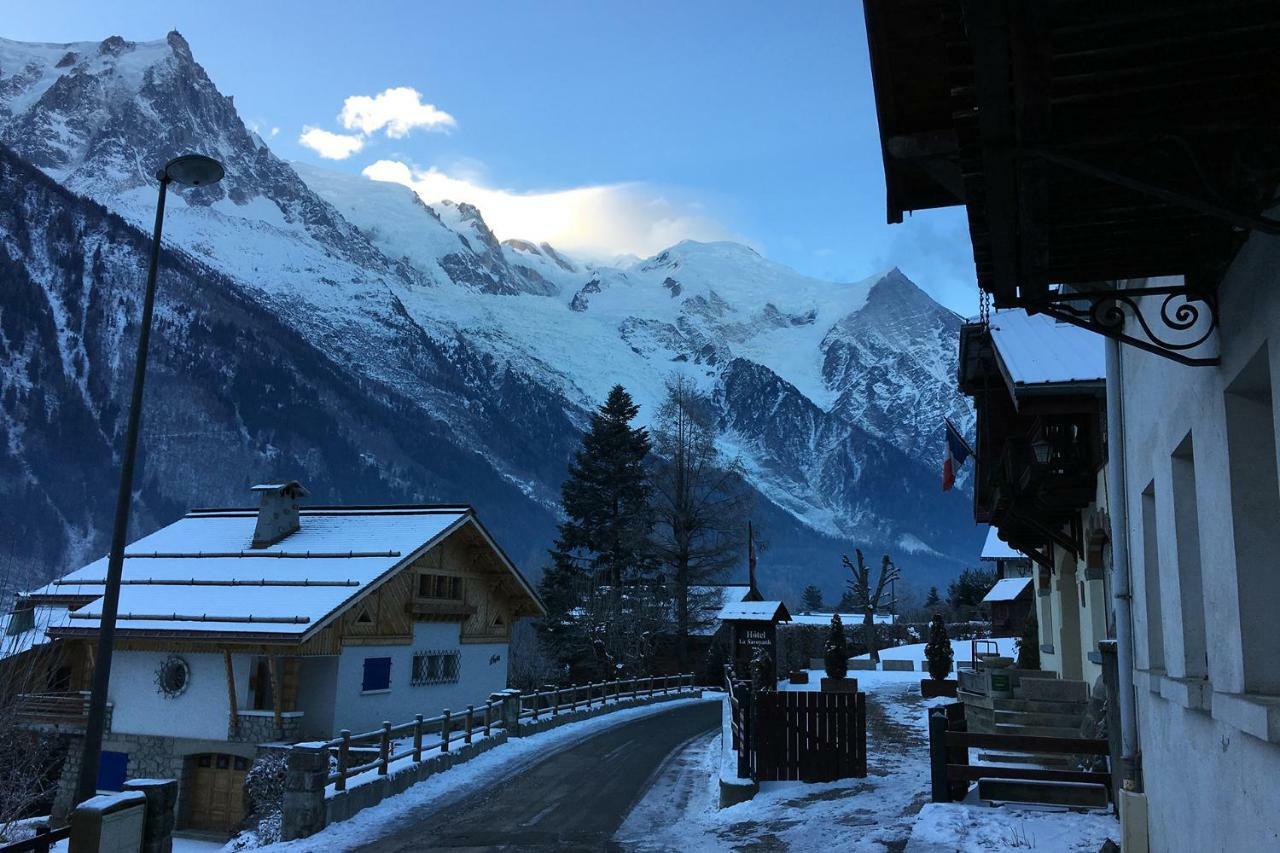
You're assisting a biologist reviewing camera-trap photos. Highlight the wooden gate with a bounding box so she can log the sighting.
[754,690,866,782]
[185,753,249,833]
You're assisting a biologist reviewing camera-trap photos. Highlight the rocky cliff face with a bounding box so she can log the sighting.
[0,32,979,603]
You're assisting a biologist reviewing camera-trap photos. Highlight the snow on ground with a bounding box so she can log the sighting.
[252,696,716,853]
[854,637,1019,665]
[906,803,1119,852]
[617,671,1118,852]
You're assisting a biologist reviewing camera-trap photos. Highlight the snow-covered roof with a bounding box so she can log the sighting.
[789,612,896,626]
[987,309,1105,392]
[690,585,753,636]
[980,527,1026,561]
[719,600,791,623]
[982,577,1033,603]
[32,505,540,639]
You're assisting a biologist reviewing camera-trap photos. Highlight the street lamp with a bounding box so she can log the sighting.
[76,155,224,805]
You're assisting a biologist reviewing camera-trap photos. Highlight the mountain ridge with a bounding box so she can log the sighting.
[0,30,980,603]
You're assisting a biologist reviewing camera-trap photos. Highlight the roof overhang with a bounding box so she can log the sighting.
[864,0,1280,366]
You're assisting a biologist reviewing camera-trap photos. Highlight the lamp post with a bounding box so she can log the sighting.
[75,154,224,805]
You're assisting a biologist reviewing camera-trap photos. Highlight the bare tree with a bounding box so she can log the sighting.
[842,550,900,664]
[507,619,562,691]
[649,376,752,669]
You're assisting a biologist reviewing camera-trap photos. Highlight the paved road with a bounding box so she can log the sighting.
[355,699,720,852]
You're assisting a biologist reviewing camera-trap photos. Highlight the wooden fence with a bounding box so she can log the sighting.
[725,668,866,783]
[519,673,694,721]
[0,825,69,853]
[319,673,696,789]
[320,698,503,790]
[927,702,1111,803]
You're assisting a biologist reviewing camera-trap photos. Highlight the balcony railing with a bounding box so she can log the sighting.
[13,690,92,728]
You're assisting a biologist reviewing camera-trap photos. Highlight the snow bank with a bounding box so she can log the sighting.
[906,802,1117,852]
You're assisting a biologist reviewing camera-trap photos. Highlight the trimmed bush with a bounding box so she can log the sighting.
[924,613,954,680]
[824,614,849,680]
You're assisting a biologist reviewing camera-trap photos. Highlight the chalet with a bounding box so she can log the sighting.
[3,483,543,833]
[979,526,1030,582]
[864,1,1280,847]
[958,309,1110,685]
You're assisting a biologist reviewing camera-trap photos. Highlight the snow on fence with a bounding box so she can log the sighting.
[283,673,698,840]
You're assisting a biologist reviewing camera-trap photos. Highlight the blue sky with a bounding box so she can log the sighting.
[5,0,977,314]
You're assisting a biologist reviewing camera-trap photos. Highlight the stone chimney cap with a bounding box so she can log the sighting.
[251,481,310,497]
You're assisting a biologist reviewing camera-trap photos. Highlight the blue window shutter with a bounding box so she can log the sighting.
[97,750,129,791]
[362,657,391,691]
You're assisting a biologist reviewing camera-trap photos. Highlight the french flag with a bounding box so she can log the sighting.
[942,418,973,492]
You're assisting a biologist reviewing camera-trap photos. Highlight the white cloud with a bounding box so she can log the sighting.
[363,159,738,258]
[298,126,365,160]
[340,87,456,138]
[270,127,280,137]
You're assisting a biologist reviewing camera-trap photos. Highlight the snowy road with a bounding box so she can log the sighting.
[352,700,720,852]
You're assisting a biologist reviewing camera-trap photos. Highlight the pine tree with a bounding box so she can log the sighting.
[924,613,954,680]
[925,586,941,608]
[554,385,653,587]
[1016,608,1041,670]
[801,584,824,611]
[824,614,848,680]
[947,567,996,620]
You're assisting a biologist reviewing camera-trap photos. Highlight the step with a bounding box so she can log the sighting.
[994,709,1088,729]
[978,751,1073,768]
[989,697,1090,715]
[977,777,1109,809]
[993,722,1087,739]
[1015,678,1090,703]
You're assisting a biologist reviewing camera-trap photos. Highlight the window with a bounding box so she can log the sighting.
[418,573,462,600]
[1140,481,1164,671]
[411,650,461,686]
[1171,433,1208,681]
[1225,346,1280,694]
[361,657,392,693]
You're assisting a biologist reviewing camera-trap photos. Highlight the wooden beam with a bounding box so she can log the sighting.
[224,650,240,734]
[948,731,1109,755]
[947,765,1112,786]
[267,655,283,735]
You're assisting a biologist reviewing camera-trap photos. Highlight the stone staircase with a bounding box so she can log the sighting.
[956,667,1101,805]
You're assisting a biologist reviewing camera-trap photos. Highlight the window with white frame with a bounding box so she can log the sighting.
[411,650,460,686]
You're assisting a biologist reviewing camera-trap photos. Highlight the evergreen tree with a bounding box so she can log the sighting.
[801,584,824,611]
[924,613,954,680]
[554,385,653,587]
[947,567,996,620]
[925,586,941,608]
[836,590,858,612]
[824,614,848,680]
[1016,608,1041,670]
[539,385,653,673]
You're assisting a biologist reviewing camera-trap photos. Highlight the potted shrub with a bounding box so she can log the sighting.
[921,613,958,697]
[821,614,856,692]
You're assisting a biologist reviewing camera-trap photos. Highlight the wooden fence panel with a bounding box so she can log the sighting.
[753,691,866,783]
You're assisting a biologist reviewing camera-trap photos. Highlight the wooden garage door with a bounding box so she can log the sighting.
[187,753,249,833]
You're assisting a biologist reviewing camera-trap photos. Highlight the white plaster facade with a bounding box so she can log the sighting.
[108,650,254,741]
[1116,232,1280,848]
[332,621,508,736]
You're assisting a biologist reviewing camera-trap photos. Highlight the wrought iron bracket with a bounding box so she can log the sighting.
[1027,285,1219,367]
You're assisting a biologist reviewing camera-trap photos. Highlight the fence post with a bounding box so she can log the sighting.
[441,709,451,752]
[465,705,474,745]
[124,778,178,853]
[484,700,492,737]
[335,730,350,791]
[648,676,654,697]
[491,689,521,736]
[553,687,560,715]
[587,682,594,709]
[282,743,329,840]
[379,721,392,775]
[928,710,951,803]
[532,692,540,721]
[413,714,424,761]
[34,824,50,853]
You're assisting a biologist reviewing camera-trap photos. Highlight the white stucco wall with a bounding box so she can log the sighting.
[331,621,509,736]
[1118,228,1280,845]
[108,650,253,740]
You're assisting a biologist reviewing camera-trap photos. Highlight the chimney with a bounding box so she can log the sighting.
[250,481,310,548]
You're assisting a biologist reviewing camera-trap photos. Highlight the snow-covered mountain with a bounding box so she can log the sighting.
[0,32,978,603]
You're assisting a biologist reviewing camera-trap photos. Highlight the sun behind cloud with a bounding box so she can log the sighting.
[362,159,740,260]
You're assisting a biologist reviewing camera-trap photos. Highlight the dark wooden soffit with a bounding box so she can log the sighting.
[865,0,1280,305]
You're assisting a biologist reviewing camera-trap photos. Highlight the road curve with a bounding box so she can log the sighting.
[354,699,720,852]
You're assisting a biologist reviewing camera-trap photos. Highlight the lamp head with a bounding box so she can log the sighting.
[159,154,224,187]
